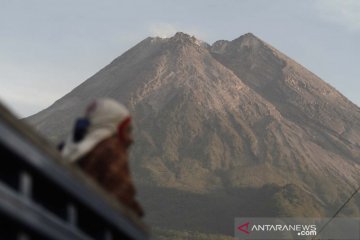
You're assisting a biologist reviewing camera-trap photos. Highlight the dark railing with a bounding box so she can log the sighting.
[0,103,149,240]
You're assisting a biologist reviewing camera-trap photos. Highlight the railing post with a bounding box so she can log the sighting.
[104,230,113,240]
[67,203,78,228]
[17,232,30,240]
[19,171,32,199]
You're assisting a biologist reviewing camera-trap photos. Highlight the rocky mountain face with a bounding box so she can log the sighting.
[27,32,360,236]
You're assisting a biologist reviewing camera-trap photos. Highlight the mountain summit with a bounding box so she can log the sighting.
[27,32,360,236]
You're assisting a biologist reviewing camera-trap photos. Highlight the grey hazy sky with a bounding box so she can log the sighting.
[1,0,359,117]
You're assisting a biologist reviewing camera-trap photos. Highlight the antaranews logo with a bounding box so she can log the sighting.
[237,221,316,236]
[238,222,251,234]
[235,217,360,240]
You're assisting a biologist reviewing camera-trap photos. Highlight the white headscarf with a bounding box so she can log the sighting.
[61,98,130,162]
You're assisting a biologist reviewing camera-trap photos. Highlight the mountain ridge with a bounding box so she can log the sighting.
[27,32,360,236]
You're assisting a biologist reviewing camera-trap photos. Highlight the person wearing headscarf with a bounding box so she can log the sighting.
[60,98,144,217]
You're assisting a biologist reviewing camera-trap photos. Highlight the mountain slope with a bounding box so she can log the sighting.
[211,33,360,160]
[27,32,360,236]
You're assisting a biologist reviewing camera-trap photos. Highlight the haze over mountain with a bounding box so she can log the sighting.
[27,32,360,237]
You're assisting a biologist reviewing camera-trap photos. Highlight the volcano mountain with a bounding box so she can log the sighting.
[27,32,360,238]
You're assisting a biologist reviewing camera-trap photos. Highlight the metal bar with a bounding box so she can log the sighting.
[19,171,32,199]
[104,230,113,240]
[0,182,92,240]
[0,117,148,239]
[67,203,77,227]
[17,232,30,240]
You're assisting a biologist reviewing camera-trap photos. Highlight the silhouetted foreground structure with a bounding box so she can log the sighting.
[0,102,149,240]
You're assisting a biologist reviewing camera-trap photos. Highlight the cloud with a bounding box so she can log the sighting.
[148,23,207,40]
[0,89,57,117]
[148,23,178,38]
[315,0,360,31]
[0,62,79,117]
